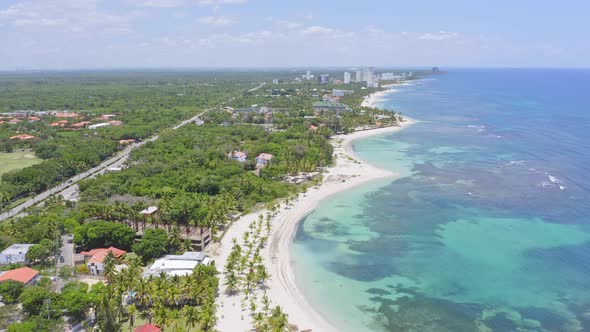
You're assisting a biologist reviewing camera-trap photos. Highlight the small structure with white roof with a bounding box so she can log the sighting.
[140,206,158,215]
[144,251,211,277]
[0,244,35,265]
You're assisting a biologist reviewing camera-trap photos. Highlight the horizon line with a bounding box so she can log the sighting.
[1,66,589,73]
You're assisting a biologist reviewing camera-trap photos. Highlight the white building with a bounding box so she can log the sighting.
[81,247,127,275]
[355,69,362,82]
[366,67,375,87]
[229,151,247,163]
[0,244,34,265]
[344,72,351,84]
[306,70,311,80]
[381,72,395,80]
[272,79,279,84]
[144,252,211,277]
[255,153,274,168]
[88,122,111,129]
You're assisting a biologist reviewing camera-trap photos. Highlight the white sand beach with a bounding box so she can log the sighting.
[360,89,398,108]
[211,95,415,331]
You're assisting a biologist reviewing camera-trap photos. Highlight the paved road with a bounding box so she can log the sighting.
[59,234,75,267]
[0,82,266,222]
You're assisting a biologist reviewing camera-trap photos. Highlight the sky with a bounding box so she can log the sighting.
[0,0,589,70]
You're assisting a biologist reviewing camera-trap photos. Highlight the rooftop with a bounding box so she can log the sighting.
[140,206,158,215]
[312,101,351,110]
[0,267,39,284]
[256,153,274,160]
[1,244,34,255]
[134,324,161,332]
[9,134,36,140]
[81,247,127,263]
[145,251,208,277]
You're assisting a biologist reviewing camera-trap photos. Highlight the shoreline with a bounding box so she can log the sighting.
[212,92,415,331]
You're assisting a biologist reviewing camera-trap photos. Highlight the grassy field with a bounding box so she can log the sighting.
[0,151,42,177]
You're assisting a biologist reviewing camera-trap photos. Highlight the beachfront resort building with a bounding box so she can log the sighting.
[229,151,248,163]
[144,251,211,277]
[312,101,351,115]
[81,247,127,275]
[0,244,34,265]
[0,267,40,285]
[256,153,274,168]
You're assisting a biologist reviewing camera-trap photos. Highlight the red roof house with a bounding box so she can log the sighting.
[81,247,127,275]
[80,247,126,259]
[134,324,161,332]
[9,134,36,141]
[0,267,40,285]
[54,112,79,118]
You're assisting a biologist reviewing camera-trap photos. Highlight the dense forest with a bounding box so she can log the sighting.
[0,71,258,206]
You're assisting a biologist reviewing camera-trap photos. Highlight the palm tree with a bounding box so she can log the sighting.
[183,305,199,331]
[103,252,116,284]
[169,309,181,331]
[197,303,216,331]
[269,306,289,332]
[181,239,193,253]
[262,294,271,315]
[153,305,170,331]
[127,304,137,328]
[168,224,183,253]
[257,264,270,287]
[253,311,266,331]
[224,271,239,295]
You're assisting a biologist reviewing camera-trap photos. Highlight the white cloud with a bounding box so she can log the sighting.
[129,0,246,7]
[195,0,248,5]
[419,30,459,41]
[197,15,235,26]
[267,18,302,29]
[128,0,186,8]
[0,0,139,33]
[302,25,335,35]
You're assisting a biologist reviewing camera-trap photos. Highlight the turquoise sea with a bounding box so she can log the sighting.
[292,69,590,332]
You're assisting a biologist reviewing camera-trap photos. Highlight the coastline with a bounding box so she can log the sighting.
[212,93,415,332]
[360,88,398,108]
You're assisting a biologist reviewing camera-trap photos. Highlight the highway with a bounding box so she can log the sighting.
[0,81,266,222]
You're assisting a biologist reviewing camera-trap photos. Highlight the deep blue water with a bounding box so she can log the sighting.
[292,69,590,332]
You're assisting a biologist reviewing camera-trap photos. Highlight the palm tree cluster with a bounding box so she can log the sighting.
[222,204,290,332]
[81,190,236,246]
[93,255,219,332]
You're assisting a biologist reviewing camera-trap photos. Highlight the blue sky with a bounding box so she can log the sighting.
[0,0,588,69]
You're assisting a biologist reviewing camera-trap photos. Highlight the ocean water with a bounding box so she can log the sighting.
[292,69,590,332]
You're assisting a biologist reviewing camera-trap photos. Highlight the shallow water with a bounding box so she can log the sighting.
[292,69,590,332]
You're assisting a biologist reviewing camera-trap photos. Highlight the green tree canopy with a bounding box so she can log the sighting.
[132,228,169,264]
[0,280,24,304]
[73,220,135,250]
